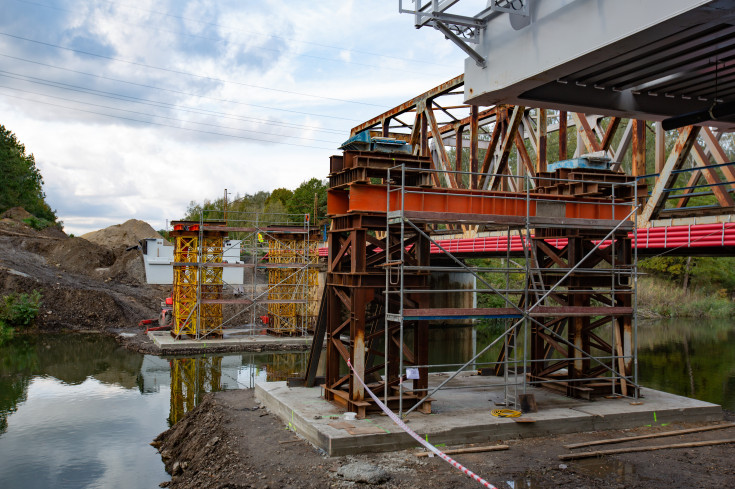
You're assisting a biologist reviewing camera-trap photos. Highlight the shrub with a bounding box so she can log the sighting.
[22,216,54,231]
[0,320,13,344]
[1,290,42,328]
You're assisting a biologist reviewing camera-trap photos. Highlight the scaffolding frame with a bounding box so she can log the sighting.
[170,210,320,339]
[383,165,640,416]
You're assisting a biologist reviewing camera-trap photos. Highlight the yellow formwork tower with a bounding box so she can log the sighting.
[199,235,224,337]
[170,222,226,338]
[172,234,198,337]
[266,229,319,335]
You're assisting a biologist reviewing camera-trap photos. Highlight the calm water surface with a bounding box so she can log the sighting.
[0,318,733,488]
[0,334,311,489]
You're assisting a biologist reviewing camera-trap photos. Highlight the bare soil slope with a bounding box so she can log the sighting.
[0,211,165,331]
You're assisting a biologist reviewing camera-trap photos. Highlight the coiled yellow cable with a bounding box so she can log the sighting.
[490,408,522,418]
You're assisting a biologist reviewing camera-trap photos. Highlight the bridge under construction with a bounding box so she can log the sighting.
[307,0,735,420]
[162,0,735,435]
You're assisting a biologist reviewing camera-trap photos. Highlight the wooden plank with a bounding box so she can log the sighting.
[559,438,735,461]
[565,423,735,449]
[416,445,509,457]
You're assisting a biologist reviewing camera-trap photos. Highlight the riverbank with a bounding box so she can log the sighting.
[155,389,735,489]
[637,276,735,318]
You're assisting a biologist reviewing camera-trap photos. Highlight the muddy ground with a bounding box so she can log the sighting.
[0,210,292,354]
[0,211,165,333]
[156,389,735,489]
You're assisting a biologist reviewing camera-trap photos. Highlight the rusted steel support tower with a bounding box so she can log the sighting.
[316,68,735,415]
[324,151,434,417]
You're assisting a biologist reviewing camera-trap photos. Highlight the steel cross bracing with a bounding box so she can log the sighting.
[321,74,735,416]
[324,152,639,415]
[348,75,735,229]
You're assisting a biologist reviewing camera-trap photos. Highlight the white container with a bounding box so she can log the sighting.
[344,411,357,421]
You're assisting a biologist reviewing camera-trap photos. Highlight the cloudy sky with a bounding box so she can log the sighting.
[0,0,462,234]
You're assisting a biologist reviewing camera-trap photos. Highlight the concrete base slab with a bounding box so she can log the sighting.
[255,373,722,456]
[147,330,314,353]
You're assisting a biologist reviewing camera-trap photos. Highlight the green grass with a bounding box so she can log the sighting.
[637,276,735,318]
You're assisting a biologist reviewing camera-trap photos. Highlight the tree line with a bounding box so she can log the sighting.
[0,125,57,223]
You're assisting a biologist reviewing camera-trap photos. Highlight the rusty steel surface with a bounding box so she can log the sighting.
[319,67,735,412]
[330,184,632,222]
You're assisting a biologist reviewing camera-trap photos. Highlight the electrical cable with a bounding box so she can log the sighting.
[0,69,348,134]
[0,78,345,144]
[11,0,445,77]
[490,409,522,418]
[0,53,362,122]
[0,32,388,107]
[58,0,453,68]
[0,89,336,150]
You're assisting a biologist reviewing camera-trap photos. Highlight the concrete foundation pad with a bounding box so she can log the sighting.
[147,330,314,353]
[255,373,722,456]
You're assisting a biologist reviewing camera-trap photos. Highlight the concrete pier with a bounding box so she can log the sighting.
[147,330,314,354]
[255,373,722,456]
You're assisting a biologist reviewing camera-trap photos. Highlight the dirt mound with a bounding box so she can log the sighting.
[108,249,147,284]
[81,219,163,250]
[44,237,116,276]
[0,207,67,239]
[1,206,33,221]
[155,390,338,489]
[0,268,158,330]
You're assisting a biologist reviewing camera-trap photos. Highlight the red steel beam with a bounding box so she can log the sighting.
[329,184,632,222]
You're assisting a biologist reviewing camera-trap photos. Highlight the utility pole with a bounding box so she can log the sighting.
[223,188,228,224]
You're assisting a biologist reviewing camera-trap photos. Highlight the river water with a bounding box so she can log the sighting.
[0,319,733,488]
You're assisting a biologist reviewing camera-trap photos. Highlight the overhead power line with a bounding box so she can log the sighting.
[0,53,362,123]
[78,0,452,68]
[12,0,444,77]
[0,32,388,108]
[0,83,344,144]
[0,89,337,150]
[0,69,350,135]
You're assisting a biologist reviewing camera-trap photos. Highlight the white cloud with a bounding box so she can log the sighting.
[0,0,464,235]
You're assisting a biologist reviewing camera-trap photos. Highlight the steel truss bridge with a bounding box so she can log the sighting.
[308,71,735,418]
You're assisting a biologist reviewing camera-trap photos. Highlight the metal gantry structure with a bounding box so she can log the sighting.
[319,74,735,418]
[169,211,320,339]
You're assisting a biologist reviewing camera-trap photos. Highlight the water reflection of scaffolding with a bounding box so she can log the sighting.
[169,357,222,425]
[165,352,314,424]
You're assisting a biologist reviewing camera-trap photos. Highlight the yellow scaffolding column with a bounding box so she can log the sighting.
[170,221,226,339]
[172,231,198,337]
[266,227,319,335]
[200,235,224,337]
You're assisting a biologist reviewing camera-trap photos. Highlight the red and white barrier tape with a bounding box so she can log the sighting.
[346,359,498,489]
